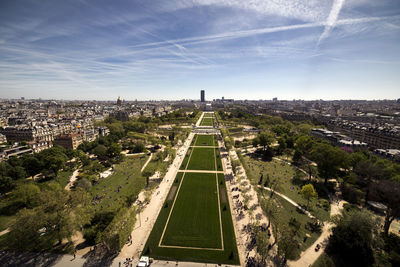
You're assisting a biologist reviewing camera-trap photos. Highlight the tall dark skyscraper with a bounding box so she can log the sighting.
[201,90,205,102]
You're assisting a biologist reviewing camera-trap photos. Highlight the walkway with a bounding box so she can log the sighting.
[140,153,153,172]
[225,149,276,266]
[177,169,224,174]
[195,112,205,127]
[64,169,80,191]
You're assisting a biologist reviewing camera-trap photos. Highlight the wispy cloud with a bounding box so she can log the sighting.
[318,0,346,45]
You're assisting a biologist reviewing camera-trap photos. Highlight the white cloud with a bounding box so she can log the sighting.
[318,0,346,45]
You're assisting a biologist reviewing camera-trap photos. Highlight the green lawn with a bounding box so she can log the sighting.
[264,193,322,260]
[200,117,214,126]
[186,147,216,171]
[162,172,221,248]
[90,155,148,213]
[194,135,216,146]
[243,156,330,221]
[143,173,239,264]
[203,113,214,118]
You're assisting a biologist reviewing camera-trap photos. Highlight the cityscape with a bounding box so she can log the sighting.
[1,1,400,267]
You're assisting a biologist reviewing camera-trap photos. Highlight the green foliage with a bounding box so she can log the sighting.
[309,143,349,183]
[300,184,318,209]
[7,184,92,251]
[12,183,40,208]
[256,230,269,261]
[326,210,377,267]
[102,206,136,253]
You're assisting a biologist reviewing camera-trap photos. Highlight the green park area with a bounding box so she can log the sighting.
[89,155,148,213]
[243,155,330,221]
[143,172,239,264]
[200,117,214,126]
[240,154,331,260]
[194,134,216,146]
[161,172,222,248]
[203,113,214,118]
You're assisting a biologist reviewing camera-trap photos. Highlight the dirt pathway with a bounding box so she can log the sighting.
[65,169,80,191]
[177,170,224,173]
[195,112,205,127]
[141,153,153,172]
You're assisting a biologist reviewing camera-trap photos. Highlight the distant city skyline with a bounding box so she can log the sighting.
[1,0,400,100]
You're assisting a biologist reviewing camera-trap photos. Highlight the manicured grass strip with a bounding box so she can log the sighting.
[186,148,216,170]
[194,135,216,146]
[215,148,223,171]
[179,147,193,170]
[142,172,239,264]
[203,113,214,118]
[200,117,214,126]
[161,173,222,248]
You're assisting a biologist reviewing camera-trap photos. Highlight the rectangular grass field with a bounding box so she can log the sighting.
[186,147,216,170]
[143,172,239,264]
[160,172,222,248]
[203,113,214,118]
[200,117,214,126]
[194,135,215,146]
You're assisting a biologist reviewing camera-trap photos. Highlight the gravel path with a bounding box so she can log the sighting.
[64,169,80,191]
[140,153,153,172]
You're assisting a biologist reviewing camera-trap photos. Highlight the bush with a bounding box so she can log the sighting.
[341,183,364,204]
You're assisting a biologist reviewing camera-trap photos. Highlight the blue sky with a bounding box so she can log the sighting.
[0,0,399,100]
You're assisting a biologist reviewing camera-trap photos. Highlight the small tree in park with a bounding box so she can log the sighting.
[300,184,318,210]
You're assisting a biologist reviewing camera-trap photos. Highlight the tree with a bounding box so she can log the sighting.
[93,144,108,159]
[354,160,383,203]
[269,178,282,198]
[310,143,349,184]
[258,132,274,151]
[8,166,27,180]
[277,224,298,263]
[374,180,400,236]
[133,142,145,153]
[277,137,287,154]
[107,143,122,158]
[77,150,90,166]
[12,183,40,208]
[22,155,42,177]
[256,230,270,262]
[0,176,14,195]
[326,210,377,266]
[262,198,278,229]
[7,208,47,250]
[300,184,318,209]
[37,183,92,244]
[142,169,154,188]
[39,147,68,177]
